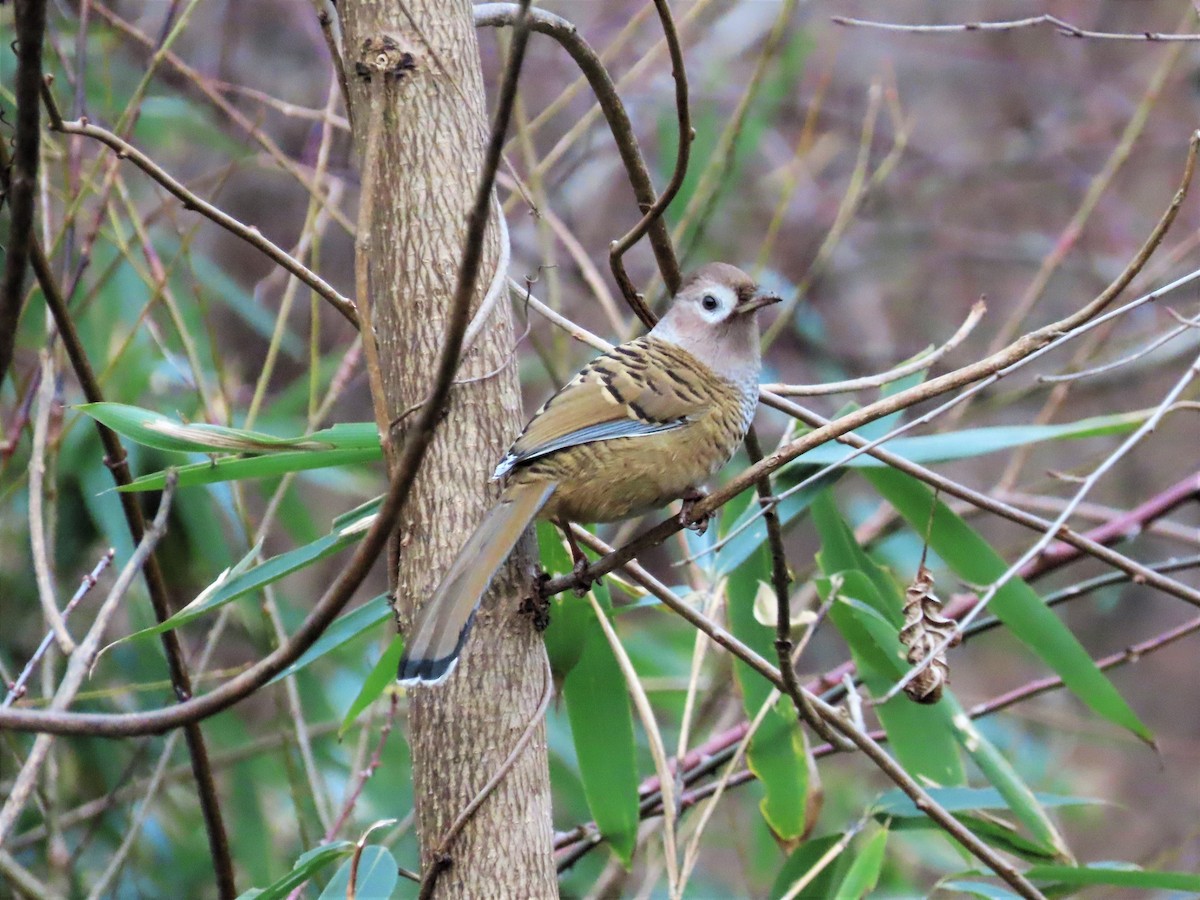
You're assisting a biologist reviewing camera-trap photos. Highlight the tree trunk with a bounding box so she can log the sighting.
[337,2,556,896]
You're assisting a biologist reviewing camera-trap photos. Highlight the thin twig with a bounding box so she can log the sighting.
[0,475,177,847]
[475,4,684,306]
[763,300,985,396]
[744,430,841,747]
[28,346,74,653]
[313,0,351,121]
[832,12,1200,41]
[0,0,48,391]
[352,79,394,456]
[967,613,1200,719]
[1038,311,1200,383]
[4,550,114,708]
[51,118,357,325]
[885,346,1200,702]
[608,0,690,326]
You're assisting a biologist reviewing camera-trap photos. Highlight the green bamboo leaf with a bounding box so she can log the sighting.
[728,544,814,842]
[268,596,392,685]
[553,575,639,867]
[317,846,399,900]
[340,637,404,737]
[832,827,888,900]
[234,841,353,900]
[944,698,1074,863]
[80,402,380,453]
[874,787,1100,817]
[942,881,1022,899]
[118,447,381,491]
[789,410,1145,468]
[1026,863,1200,891]
[769,834,852,900]
[887,813,1057,863]
[813,491,964,787]
[863,468,1153,742]
[114,501,377,644]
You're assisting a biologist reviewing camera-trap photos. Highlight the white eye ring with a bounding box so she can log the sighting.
[701,294,719,312]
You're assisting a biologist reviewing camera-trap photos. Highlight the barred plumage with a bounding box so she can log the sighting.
[399,262,780,684]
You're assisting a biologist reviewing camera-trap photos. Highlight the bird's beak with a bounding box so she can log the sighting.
[736,290,782,315]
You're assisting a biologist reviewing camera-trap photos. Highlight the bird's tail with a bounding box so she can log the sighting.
[397,479,556,685]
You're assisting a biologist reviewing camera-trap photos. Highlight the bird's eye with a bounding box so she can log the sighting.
[701,294,719,312]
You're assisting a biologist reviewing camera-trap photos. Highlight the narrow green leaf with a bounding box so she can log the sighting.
[942,881,1022,899]
[728,543,814,842]
[269,596,392,685]
[833,827,888,900]
[887,813,1058,863]
[945,697,1073,862]
[874,787,1100,818]
[317,846,399,900]
[118,447,380,491]
[234,841,353,900]
[554,576,640,866]
[770,834,852,900]
[863,468,1152,742]
[116,511,371,644]
[1026,863,1200,891]
[341,638,404,737]
[813,491,964,787]
[80,402,380,453]
[789,410,1145,468]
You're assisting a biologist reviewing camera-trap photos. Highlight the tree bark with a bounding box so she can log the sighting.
[338,1,556,896]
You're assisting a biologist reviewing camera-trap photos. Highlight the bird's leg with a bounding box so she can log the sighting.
[679,487,711,535]
[556,517,593,596]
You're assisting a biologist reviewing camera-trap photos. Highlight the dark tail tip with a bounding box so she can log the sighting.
[397,653,458,686]
[396,610,475,686]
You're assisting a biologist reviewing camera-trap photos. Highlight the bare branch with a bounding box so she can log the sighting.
[0,0,531,742]
[608,0,690,326]
[475,4,683,316]
[833,13,1200,42]
[4,550,113,708]
[50,117,358,326]
[0,475,177,846]
[0,0,48,391]
[763,300,985,396]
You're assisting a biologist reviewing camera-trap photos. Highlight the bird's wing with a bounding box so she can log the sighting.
[493,339,711,479]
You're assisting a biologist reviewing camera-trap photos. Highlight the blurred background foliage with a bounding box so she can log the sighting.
[2,1,1200,897]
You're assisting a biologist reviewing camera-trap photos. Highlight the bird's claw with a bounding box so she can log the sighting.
[571,557,592,597]
[680,489,711,535]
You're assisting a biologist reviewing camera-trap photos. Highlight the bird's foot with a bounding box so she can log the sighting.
[680,488,711,535]
[570,556,594,597]
[519,572,553,632]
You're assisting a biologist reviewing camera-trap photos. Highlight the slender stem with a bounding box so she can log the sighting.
[0,0,48,390]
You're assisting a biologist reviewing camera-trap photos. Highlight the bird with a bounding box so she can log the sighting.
[397,262,780,685]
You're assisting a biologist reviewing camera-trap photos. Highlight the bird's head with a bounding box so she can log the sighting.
[650,263,780,383]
